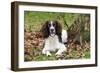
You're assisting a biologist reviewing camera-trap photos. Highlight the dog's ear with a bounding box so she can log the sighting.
[55,21,62,42]
[41,21,49,38]
[55,20,62,35]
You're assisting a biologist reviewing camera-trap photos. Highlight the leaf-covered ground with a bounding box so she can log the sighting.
[24,31,90,61]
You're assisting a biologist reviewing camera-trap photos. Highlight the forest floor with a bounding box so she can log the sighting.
[24,31,90,61]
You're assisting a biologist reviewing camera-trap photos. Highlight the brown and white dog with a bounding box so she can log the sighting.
[41,20,67,56]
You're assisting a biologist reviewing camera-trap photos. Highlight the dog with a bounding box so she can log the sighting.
[41,20,67,56]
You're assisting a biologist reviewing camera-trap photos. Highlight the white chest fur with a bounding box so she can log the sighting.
[45,35,59,51]
[42,29,67,56]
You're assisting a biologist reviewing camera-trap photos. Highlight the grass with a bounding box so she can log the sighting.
[34,53,57,61]
[24,47,90,61]
[84,51,90,59]
[24,11,80,31]
[25,51,90,61]
[33,51,90,61]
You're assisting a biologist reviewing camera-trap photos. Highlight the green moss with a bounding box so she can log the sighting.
[84,51,90,59]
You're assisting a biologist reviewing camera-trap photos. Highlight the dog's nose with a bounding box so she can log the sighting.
[51,29,54,32]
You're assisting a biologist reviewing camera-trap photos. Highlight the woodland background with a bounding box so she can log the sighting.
[24,11,90,61]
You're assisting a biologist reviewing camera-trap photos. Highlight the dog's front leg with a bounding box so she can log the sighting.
[42,49,51,56]
[46,51,51,56]
[42,39,52,56]
[56,44,66,56]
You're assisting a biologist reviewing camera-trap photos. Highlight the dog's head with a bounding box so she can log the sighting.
[41,20,62,39]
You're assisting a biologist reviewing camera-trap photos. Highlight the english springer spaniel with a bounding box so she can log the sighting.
[41,20,67,56]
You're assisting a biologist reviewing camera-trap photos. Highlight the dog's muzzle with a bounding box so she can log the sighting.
[50,29,55,37]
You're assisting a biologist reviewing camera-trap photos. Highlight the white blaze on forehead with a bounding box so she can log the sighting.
[50,21,53,25]
[50,21,54,27]
[49,21,55,36]
[50,21,54,29]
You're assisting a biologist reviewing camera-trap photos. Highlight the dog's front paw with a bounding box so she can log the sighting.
[55,52,62,56]
[46,51,51,56]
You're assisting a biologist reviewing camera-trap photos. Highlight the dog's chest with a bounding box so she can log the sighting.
[48,35,59,48]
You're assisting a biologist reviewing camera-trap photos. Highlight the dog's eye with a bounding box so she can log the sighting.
[53,23,56,27]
